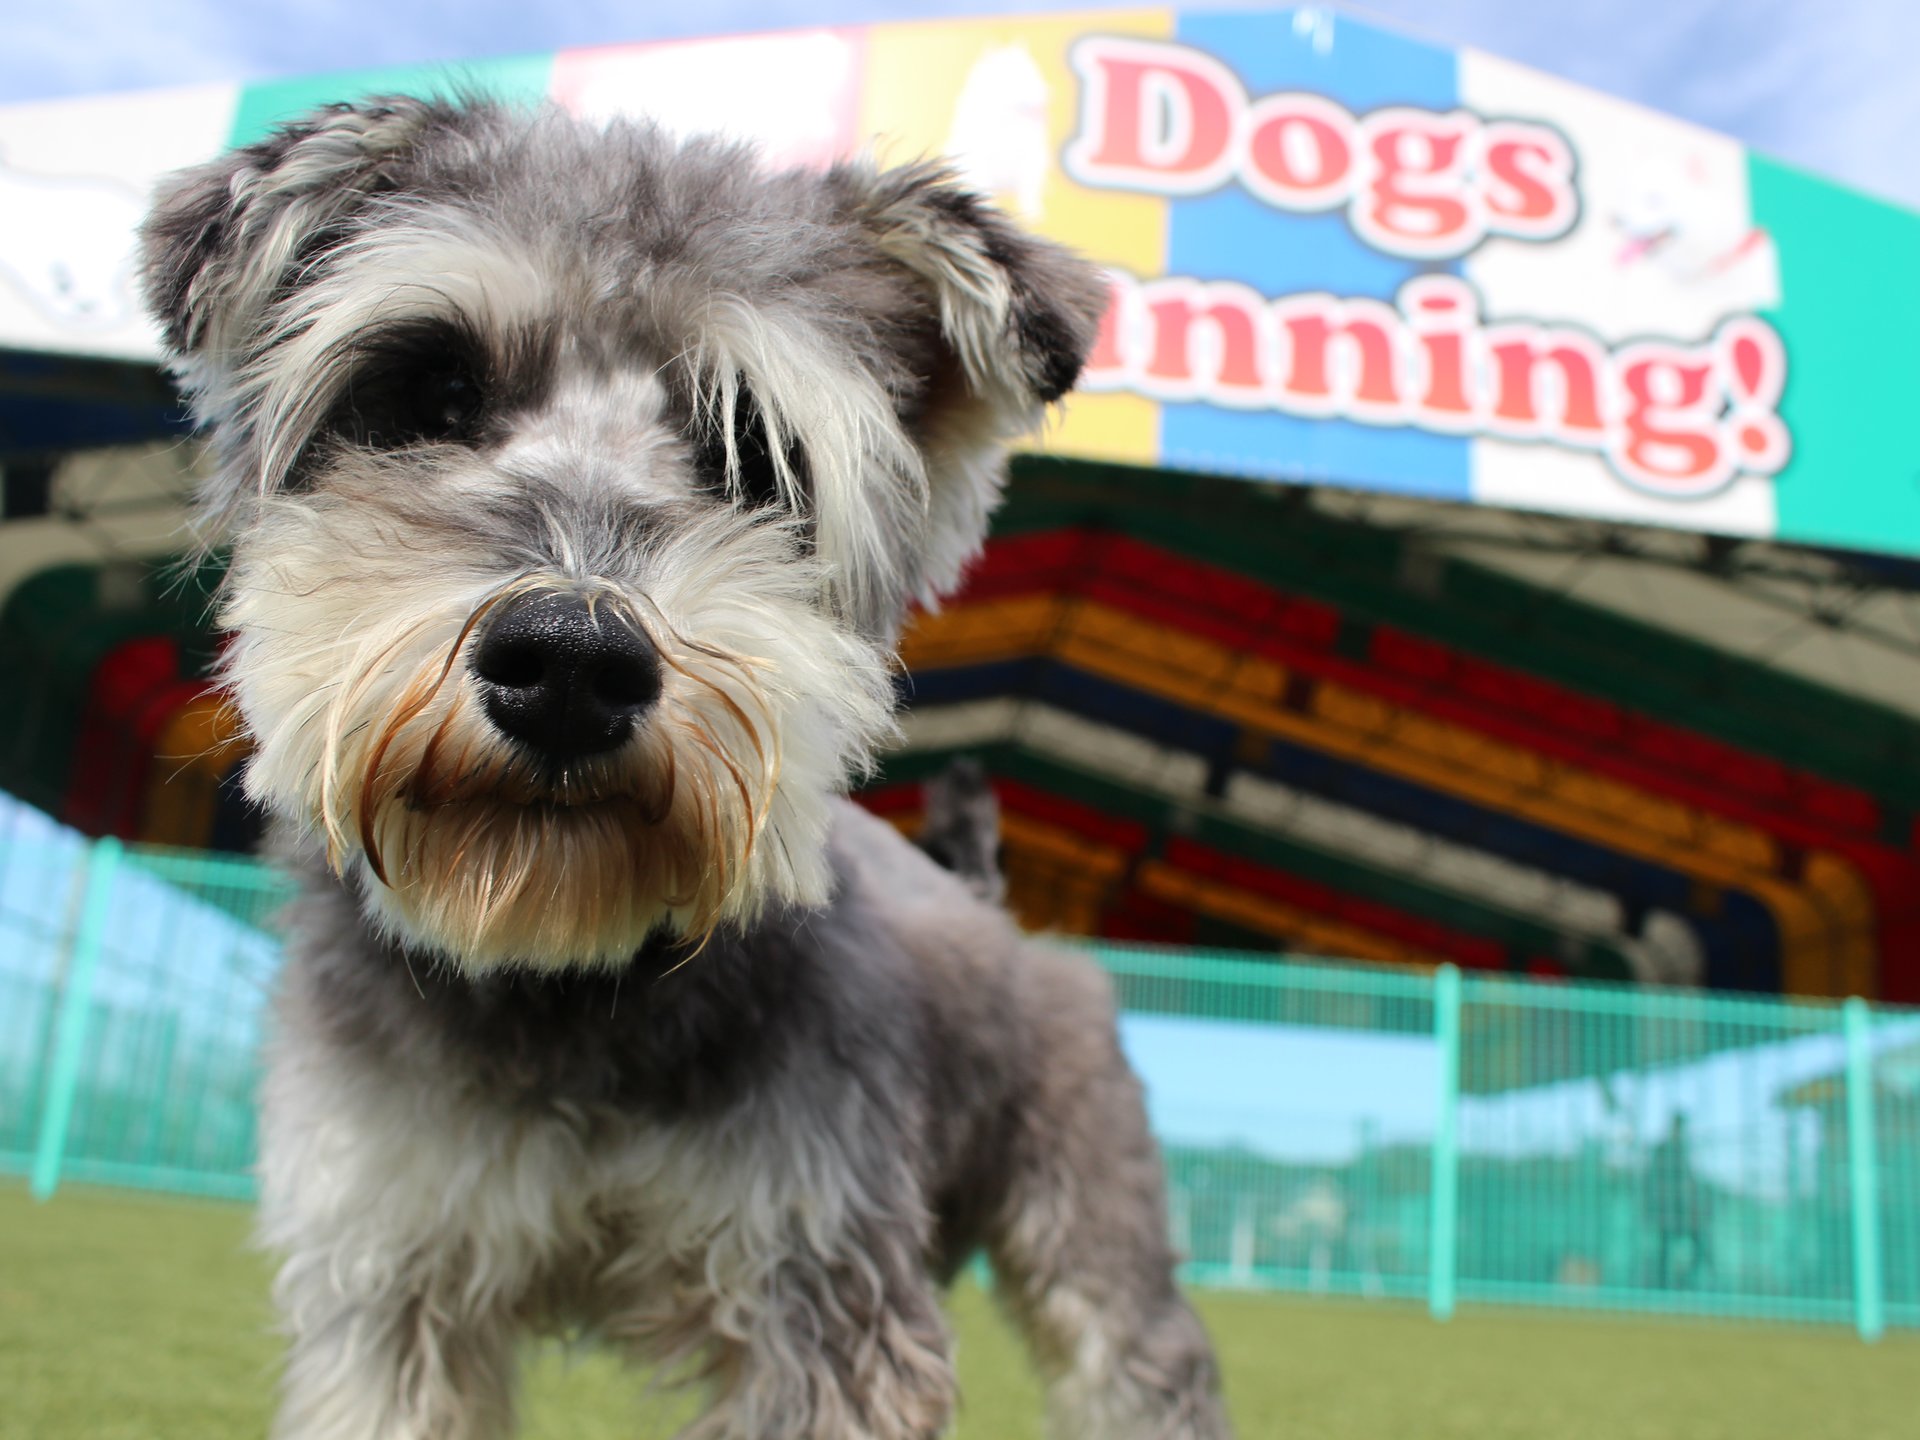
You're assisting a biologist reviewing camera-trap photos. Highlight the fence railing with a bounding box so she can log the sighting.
[3,832,1917,1337]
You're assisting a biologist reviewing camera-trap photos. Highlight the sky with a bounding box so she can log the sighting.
[4,0,1920,208]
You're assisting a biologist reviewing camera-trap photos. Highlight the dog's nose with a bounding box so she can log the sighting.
[471,592,662,760]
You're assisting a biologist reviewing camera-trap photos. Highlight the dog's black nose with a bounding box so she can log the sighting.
[471,592,661,760]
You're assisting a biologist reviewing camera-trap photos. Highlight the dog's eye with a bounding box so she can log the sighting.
[384,363,484,447]
[331,335,488,454]
[690,387,806,511]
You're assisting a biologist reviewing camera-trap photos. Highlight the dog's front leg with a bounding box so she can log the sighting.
[256,1008,532,1440]
[268,1253,521,1440]
[987,950,1233,1440]
[682,1224,957,1440]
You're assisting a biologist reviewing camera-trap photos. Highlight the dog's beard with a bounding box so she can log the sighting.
[342,594,778,968]
[222,477,895,972]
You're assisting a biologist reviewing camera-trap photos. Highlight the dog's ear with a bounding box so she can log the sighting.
[840,160,1108,414]
[830,161,1109,605]
[140,97,449,361]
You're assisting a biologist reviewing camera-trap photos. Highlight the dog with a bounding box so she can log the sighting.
[138,96,1229,1440]
[914,757,1006,906]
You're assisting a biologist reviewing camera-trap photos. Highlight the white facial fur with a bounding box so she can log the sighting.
[140,100,1107,971]
[223,351,896,969]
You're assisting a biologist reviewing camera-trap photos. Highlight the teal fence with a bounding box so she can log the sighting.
[4,829,1918,1337]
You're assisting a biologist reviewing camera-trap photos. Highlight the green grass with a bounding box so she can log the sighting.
[3,1183,1916,1439]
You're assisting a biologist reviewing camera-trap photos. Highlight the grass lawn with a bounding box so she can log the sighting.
[3,1183,1915,1439]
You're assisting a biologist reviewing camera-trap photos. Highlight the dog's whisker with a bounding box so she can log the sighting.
[685,715,758,876]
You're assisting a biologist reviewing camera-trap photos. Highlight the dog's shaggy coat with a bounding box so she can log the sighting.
[140,96,1230,1439]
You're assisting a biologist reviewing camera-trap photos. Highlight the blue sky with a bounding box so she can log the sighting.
[4,1,1920,208]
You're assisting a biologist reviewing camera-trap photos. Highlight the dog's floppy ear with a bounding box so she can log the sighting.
[840,159,1108,415]
[140,97,449,361]
[831,161,1108,606]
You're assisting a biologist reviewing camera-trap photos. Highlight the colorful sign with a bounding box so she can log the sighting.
[0,6,1915,557]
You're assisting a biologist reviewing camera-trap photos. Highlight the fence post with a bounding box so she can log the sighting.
[1842,996,1885,1342]
[29,836,122,1202]
[1229,1195,1256,1287]
[1429,963,1462,1321]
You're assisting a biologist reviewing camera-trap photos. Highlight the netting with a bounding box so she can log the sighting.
[3,833,1915,1334]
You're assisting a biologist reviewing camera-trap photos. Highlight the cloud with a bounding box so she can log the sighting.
[4,0,1917,208]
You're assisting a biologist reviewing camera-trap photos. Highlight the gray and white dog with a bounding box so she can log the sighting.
[138,97,1229,1440]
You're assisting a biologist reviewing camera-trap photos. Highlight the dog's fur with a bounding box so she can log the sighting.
[140,97,1228,1440]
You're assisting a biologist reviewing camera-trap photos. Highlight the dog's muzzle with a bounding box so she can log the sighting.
[471,591,662,761]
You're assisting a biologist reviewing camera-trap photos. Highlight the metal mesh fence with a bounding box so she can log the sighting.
[1,833,284,1199]
[3,832,1916,1336]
